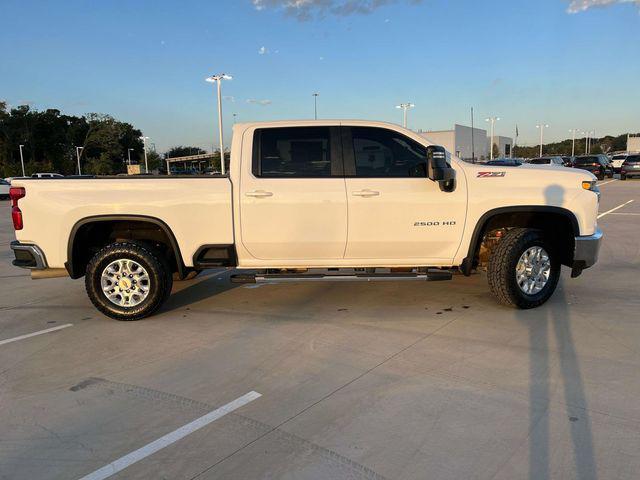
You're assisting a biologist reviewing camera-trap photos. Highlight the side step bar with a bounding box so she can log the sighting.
[231,270,453,284]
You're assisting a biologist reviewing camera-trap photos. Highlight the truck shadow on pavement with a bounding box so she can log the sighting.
[161,269,239,313]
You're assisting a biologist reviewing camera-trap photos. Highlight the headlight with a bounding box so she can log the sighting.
[582,180,600,202]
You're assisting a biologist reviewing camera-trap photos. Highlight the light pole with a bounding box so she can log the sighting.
[569,129,580,158]
[396,103,415,128]
[75,146,83,175]
[205,73,232,176]
[140,136,149,173]
[233,113,238,124]
[127,148,134,165]
[19,144,26,177]
[536,124,549,157]
[312,93,319,120]
[485,116,500,160]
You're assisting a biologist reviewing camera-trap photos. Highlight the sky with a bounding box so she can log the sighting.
[1,0,639,151]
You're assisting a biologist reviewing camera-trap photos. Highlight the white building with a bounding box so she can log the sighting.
[419,124,513,161]
[490,135,513,158]
[418,124,488,162]
[628,134,640,153]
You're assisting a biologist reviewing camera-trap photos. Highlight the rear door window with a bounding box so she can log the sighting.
[253,127,338,178]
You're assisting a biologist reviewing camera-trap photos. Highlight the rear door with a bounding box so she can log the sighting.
[239,126,348,261]
[342,126,466,263]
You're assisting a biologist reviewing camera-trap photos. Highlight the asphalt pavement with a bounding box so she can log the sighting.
[0,178,639,480]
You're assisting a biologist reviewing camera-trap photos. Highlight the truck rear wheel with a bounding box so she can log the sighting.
[487,228,560,309]
[85,242,173,320]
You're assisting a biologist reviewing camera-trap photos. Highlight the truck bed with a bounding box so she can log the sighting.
[12,177,233,269]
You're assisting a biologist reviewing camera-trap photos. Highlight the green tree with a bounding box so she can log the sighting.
[492,143,500,159]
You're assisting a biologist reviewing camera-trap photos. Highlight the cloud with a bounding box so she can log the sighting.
[246,99,273,106]
[258,46,268,54]
[567,0,640,13]
[223,95,236,102]
[252,0,423,20]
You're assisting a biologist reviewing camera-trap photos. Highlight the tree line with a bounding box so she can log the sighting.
[0,103,223,177]
[512,132,635,159]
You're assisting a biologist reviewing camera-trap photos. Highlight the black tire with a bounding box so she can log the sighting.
[620,174,626,181]
[597,172,605,181]
[487,228,560,309]
[85,242,173,320]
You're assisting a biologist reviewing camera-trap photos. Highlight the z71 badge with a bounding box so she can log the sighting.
[477,171,506,177]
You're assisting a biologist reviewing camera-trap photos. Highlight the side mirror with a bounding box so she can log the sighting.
[427,145,456,191]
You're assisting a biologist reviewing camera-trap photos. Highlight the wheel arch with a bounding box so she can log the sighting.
[460,206,579,276]
[66,215,185,279]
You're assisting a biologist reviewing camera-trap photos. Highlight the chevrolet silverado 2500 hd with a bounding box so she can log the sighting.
[9,120,602,320]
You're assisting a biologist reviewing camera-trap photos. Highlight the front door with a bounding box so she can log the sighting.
[240,126,347,261]
[342,126,466,263]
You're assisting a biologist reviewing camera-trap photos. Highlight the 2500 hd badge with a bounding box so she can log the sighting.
[414,221,457,227]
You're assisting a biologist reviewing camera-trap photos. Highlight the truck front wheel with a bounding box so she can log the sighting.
[487,228,560,309]
[85,242,173,320]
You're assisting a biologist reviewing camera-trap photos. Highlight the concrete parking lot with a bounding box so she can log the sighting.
[1,179,639,480]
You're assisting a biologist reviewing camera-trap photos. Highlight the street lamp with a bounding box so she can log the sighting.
[205,73,232,175]
[140,136,149,173]
[485,117,500,160]
[19,144,26,177]
[127,148,134,166]
[75,146,84,175]
[233,113,238,124]
[569,129,580,158]
[312,93,319,120]
[396,103,415,128]
[536,124,549,157]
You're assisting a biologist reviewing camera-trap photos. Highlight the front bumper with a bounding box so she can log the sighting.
[571,228,603,278]
[10,241,48,270]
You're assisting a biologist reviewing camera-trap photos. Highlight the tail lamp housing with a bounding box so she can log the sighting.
[9,187,26,230]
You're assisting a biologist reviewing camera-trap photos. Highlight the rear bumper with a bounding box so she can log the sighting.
[10,241,48,270]
[571,228,603,278]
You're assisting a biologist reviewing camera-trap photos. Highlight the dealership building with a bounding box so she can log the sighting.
[418,124,513,161]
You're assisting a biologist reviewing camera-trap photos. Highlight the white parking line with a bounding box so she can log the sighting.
[598,200,635,219]
[0,323,73,346]
[610,212,640,216]
[598,179,617,186]
[77,391,262,480]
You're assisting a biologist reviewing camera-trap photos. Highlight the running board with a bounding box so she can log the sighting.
[231,270,453,284]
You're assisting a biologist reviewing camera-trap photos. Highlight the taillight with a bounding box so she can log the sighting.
[9,187,25,230]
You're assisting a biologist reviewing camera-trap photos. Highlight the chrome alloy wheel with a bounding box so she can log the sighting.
[100,259,151,307]
[515,246,551,295]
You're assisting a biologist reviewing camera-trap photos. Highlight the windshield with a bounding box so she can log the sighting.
[625,155,640,163]
[612,155,626,160]
[529,159,549,164]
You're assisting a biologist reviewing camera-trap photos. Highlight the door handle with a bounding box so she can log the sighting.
[245,190,273,198]
[352,189,380,197]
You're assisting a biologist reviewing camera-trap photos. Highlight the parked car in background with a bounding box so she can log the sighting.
[562,156,574,166]
[485,158,523,166]
[0,179,10,199]
[31,173,64,178]
[527,156,566,167]
[620,154,640,180]
[572,155,614,180]
[610,154,627,173]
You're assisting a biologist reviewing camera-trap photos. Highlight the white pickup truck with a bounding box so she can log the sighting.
[9,120,602,320]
